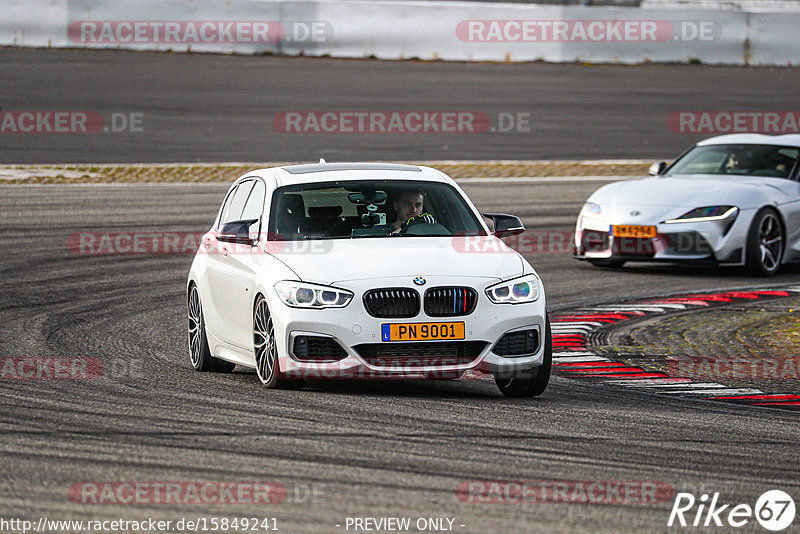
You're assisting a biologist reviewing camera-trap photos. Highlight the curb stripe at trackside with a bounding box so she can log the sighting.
[550,288,800,411]
[710,394,800,401]
[603,378,693,386]
[590,373,672,380]
[633,385,730,391]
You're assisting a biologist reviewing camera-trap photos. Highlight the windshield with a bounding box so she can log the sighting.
[666,144,799,178]
[268,180,486,240]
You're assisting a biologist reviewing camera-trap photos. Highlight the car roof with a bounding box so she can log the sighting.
[697,134,800,148]
[282,162,421,174]
[263,162,451,187]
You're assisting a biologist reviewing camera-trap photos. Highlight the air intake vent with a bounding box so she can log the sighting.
[363,288,420,318]
[493,329,539,357]
[292,335,347,362]
[354,341,487,368]
[424,287,478,317]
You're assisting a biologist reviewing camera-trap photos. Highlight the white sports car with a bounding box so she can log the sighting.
[574,134,800,276]
[187,162,551,397]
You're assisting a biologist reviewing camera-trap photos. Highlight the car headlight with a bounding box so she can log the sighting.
[274,281,353,308]
[486,274,540,304]
[663,206,738,224]
[581,202,602,217]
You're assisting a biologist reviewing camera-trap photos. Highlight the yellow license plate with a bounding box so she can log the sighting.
[381,322,465,342]
[611,225,657,238]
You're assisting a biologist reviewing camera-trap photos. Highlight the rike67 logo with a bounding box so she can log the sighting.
[668,490,795,531]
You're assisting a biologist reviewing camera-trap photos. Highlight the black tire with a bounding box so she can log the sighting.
[588,259,626,268]
[495,316,552,398]
[253,295,304,389]
[745,208,784,277]
[187,285,236,373]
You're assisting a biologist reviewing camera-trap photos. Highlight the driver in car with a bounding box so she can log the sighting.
[729,151,758,173]
[390,189,436,233]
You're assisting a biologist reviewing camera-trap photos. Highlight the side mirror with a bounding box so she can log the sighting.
[649,161,667,176]
[484,213,525,237]
[218,219,260,245]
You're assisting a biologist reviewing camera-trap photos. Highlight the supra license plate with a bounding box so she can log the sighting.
[381,322,465,342]
[611,225,657,238]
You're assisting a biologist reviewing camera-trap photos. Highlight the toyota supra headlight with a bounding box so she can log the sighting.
[664,206,738,224]
[274,281,353,308]
[581,202,603,217]
[486,274,540,304]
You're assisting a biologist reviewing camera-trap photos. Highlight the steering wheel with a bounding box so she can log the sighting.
[399,213,436,234]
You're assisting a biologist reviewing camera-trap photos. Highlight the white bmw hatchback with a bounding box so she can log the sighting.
[187,162,551,397]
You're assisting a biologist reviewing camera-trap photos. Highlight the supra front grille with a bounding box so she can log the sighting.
[354,341,487,368]
[363,288,420,318]
[664,232,713,256]
[424,287,478,317]
[611,236,654,256]
[493,329,539,357]
[292,335,347,361]
[580,230,609,254]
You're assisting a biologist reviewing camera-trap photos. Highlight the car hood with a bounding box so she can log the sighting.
[269,236,525,285]
[589,175,787,209]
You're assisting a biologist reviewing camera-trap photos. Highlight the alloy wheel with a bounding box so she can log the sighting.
[254,298,276,384]
[758,212,783,272]
[188,286,203,367]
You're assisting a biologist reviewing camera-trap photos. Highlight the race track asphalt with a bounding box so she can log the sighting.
[1,178,799,533]
[2,48,800,163]
[2,49,799,533]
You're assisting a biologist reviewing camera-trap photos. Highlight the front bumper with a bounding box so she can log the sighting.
[267,276,548,379]
[573,210,753,265]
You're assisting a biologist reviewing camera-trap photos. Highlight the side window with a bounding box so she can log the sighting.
[221,180,255,225]
[217,184,238,228]
[772,148,799,179]
[684,149,728,174]
[241,180,266,221]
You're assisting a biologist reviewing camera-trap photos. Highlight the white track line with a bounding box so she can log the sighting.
[603,378,693,386]
[608,382,728,389]
[660,388,763,396]
[552,323,603,331]
[553,356,610,363]
[455,176,639,184]
[589,304,688,312]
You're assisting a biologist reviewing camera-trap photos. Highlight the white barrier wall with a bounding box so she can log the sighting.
[0,0,797,65]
